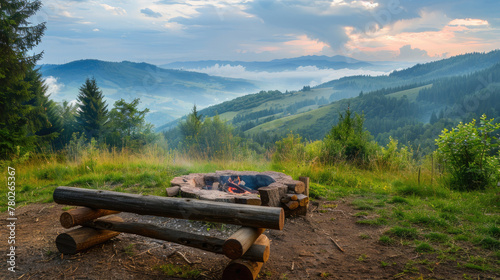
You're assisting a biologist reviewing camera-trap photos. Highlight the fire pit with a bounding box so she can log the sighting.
[168,170,309,216]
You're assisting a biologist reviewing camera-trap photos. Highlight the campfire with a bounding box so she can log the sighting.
[224,176,258,194]
[169,171,310,217]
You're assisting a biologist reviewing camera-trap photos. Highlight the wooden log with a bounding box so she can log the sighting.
[222,259,263,280]
[299,176,310,197]
[222,235,269,280]
[223,227,265,260]
[242,234,270,263]
[296,194,309,207]
[285,200,299,210]
[281,193,299,204]
[258,184,287,207]
[285,205,308,217]
[234,196,262,206]
[268,183,288,198]
[283,180,305,194]
[59,207,120,229]
[54,186,285,230]
[166,186,180,197]
[84,218,269,262]
[56,216,123,254]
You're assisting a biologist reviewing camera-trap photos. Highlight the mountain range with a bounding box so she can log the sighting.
[40,59,259,127]
[161,55,377,72]
[40,55,398,128]
[159,50,500,154]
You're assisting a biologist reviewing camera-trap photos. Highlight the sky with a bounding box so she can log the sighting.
[33,0,500,65]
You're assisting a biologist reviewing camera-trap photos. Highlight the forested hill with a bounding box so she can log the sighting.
[316,50,500,91]
[162,50,500,155]
[40,59,259,127]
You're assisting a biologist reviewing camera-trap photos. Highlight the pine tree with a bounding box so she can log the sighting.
[429,111,438,125]
[179,105,202,147]
[0,0,46,159]
[75,78,109,141]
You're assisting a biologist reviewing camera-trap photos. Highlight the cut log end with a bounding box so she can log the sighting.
[223,239,244,259]
[222,260,264,280]
[59,212,75,229]
[55,232,77,254]
[59,207,120,229]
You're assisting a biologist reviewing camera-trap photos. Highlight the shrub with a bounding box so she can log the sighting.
[435,115,500,190]
[321,106,378,166]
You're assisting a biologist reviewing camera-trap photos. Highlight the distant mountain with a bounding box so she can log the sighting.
[40,59,259,127]
[160,50,500,154]
[161,55,373,72]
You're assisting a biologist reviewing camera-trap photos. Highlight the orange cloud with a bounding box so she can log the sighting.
[344,13,494,60]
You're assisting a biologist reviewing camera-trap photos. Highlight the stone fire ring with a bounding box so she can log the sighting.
[168,170,306,207]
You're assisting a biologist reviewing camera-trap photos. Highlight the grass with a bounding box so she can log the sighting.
[157,263,202,278]
[2,146,499,275]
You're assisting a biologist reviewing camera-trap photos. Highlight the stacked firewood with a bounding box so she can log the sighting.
[258,177,310,216]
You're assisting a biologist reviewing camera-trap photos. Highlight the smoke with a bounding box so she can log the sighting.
[186,64,390,91]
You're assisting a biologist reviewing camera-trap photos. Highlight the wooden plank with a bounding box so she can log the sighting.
[59,207,120,229]
[83,218,269,262]
[53,186,284,230]
[223,227,265,260]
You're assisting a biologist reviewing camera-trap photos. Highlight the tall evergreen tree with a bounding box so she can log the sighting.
[179,105,202,147]
[0,0,46,159]
[75,78,108,141]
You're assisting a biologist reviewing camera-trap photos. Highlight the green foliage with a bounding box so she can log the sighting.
[106,98,156,150]
[322,106,377,165]
[374,137,414,171]
[0,0,46,159]
[75,78,109,141]
[157,263,202,278]
[436,114,500,190]
[54,100,78,148]
[178,106,242,159]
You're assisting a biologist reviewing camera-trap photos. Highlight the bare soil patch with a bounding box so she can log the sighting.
[1,199,497,279]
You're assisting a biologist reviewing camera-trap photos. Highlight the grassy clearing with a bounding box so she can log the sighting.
[2,148,499,275]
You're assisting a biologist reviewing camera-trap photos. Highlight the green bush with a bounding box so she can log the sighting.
[321,107,378,166]
[436,114,500,190]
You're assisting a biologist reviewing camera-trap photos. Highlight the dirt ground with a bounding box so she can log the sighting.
[0,199,498,280]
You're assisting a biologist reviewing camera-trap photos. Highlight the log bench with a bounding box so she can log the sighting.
[53,186,285,280]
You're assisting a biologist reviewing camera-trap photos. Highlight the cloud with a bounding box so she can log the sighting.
[185,64,389,91]
[141,8,162,18]
[449,18,489,26]
[44,76,64,97]
[92,28,100,32]
[100,4,127,16]
[396,45,430,61]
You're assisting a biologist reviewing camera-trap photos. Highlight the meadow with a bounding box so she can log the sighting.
[2,143,499,277]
